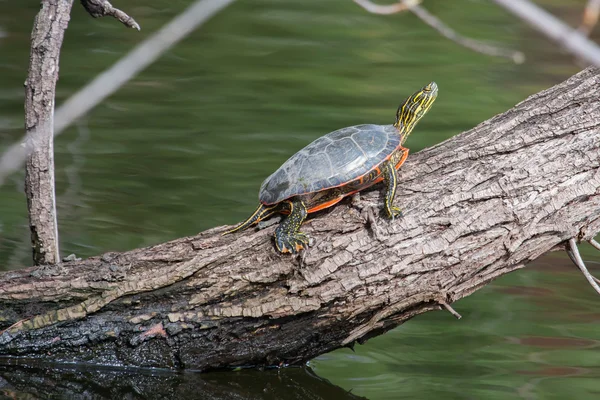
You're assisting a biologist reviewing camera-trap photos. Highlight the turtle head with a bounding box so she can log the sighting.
[394,81,438,143]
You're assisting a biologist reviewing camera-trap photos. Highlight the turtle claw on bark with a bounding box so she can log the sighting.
[276,232,309,254]
[386,206,403,221]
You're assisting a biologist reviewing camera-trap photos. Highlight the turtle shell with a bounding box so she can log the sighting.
[259,124,400,205]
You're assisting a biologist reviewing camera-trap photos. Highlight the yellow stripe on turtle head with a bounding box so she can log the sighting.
[394,82,438,144]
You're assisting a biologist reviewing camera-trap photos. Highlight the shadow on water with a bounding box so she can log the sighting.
[0,363,366,400]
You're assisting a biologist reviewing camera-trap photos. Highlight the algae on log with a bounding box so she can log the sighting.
[0,67,599,371]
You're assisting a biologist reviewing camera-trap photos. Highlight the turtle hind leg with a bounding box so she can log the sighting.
[223,203,277,235]
[382,160,402,220]
[274,199,309,254]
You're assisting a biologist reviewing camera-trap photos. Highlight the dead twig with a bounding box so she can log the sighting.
[589,239,600,284]
[579,0,600,36]
[410,4,525,64]
[439,300,462,319]
[80,0,140,30]
[0,318,27,336]
[566,238,600,295]
[353,0,420,15]
[492,0,600,67]
[353,0,524,63]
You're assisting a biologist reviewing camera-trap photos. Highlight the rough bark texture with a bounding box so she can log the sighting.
[24,0,74,265]
[1,68,599,371]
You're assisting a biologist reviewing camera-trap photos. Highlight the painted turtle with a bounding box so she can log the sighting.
[225,82,438,253]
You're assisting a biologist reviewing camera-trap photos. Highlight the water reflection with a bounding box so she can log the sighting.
[312,253,600,399]
[0,363,366,400]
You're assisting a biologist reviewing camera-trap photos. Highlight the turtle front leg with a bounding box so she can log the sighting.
[275,199,309,254]
[382,160,402,220]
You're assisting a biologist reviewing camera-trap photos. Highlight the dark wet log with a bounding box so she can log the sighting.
[1,67,599,371]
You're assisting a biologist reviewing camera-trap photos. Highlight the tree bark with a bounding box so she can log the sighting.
[24,0,75,265]
[1,67,599,371]
[22,1,139,266]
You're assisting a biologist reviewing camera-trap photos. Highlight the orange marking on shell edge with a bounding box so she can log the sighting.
[366,148,410,185]
[307,196,346,213]
[394,147,410,169]
[263,147,411,213]
[295,243,304,252]
[305,148,410,214]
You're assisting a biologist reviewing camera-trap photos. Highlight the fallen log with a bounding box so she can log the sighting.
[1,67,599,371]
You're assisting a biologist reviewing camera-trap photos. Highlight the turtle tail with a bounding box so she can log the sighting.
[223,203,276,235]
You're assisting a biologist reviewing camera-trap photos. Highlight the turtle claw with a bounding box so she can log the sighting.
[276,232,309,254]
[385,206,403,221]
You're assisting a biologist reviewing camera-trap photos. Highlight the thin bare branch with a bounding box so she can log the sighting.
[80,0,140,30]
[354,0,524,63]
[440,301,462,320]
[566,238,600,296]
[353,0,420,15]
[409,4,525,64]
[492,0,600,67]
[0,0,237,187]
[579,0,600,36]
[587,240,600,284]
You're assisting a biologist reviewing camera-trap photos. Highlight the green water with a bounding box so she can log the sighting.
[1,0,599,398]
